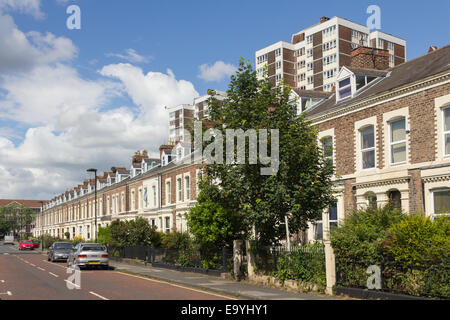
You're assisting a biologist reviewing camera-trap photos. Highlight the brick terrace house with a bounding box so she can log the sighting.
[303,44,450,241]
[34,46,450,243]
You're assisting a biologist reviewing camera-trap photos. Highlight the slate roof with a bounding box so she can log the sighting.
[306,44,450,118]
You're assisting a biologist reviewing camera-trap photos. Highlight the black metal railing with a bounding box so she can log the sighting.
[109,245,232,276]
[335,257,450,300]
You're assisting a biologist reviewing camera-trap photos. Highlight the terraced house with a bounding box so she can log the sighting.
[34,45,450,243]
[305,45,450,241]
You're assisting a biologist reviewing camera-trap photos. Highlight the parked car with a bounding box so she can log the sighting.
[32,240,40,249]
[19,240,34,250]
[3,235,14,245]
[67,243,109,270]
[48,242,73,262]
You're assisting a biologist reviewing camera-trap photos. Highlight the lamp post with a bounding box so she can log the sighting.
[87,168,98,243]
[39,200,44,251]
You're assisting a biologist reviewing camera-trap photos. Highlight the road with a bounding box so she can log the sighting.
[0,242,232,300]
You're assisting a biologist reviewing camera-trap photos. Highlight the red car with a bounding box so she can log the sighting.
[19,240,35,250]
[32,240,40,249]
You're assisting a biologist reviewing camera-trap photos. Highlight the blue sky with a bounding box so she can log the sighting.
[0,0,449,199]
[12,0,450,93]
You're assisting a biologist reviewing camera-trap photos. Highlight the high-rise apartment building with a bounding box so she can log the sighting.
[193,90,227,121]
[168,90,227,145]
[255,16,406,91]
[168,104,194,145]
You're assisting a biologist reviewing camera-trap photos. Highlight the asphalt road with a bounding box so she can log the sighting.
[0,241,232,300]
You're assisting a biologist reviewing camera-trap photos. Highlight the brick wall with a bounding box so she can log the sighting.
[314,83,450,213]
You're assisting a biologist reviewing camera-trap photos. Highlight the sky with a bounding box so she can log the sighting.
[0,0,449,200]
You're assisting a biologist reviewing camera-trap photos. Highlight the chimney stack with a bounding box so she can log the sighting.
[350,46,390,70]
[428,46,438,53]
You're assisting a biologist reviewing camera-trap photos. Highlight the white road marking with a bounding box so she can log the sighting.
[0,280,4,283]
[0,291,12,296]
[37,267,45,271]
[64,280,80,288]
[30,263,36,267]
[3,253,9,255]
[49,272,59,278]
[89,291,109,300]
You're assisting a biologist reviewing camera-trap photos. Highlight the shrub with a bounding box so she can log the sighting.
[384,215,449,266]
[382,215,450,298]
[97,226,113,246]
[331,204,404,264]
[161,231,194,250]
[72,235,85,245]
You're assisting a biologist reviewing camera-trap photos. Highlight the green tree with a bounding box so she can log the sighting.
[190,58,335,245]
[97,226,113,246]
[187,192,245,249]
[0,203,36,237]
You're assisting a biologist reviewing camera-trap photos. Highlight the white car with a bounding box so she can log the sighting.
[68,243,109,270]
[3,235,14,245]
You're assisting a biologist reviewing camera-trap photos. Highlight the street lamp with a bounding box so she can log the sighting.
[39,200,44,251]
[87,168,98,243]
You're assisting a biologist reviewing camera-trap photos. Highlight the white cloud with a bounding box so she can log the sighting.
[0,13,199,200]
[198,61,237,82]
[106,48,152,64]
[0,0,44,19]
[0,12,77,74]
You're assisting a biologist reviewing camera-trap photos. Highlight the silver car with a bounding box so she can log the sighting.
[67,243,109,270]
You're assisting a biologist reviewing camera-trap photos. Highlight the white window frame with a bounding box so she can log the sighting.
[431,189,450,218]
[131,189,135,211]
[355,117,377,172]
[176,176,182,203]
[165,180,171,205]
[275,48,281,57]
[443,106,450,157]
[184,175,191,201]
[152,185,157,207]
[318,128,335,173]
[389,118,407,166]
[360,125,376,170]
[383,107,409,168]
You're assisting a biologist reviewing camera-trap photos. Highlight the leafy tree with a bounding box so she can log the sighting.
[187,191,246,249]
[190,58,335,245]
[0,203,36,237]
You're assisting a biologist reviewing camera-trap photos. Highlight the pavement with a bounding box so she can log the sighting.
[108,258,342,300]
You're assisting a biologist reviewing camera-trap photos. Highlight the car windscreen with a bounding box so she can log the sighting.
[23,241,33,244]
[54,243,73,249]
[81,246,105,251]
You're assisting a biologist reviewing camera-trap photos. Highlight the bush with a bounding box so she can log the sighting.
[161,231,194,250]
[72,235,85,245]
[384,215,449,266]
[331,204,403,264]
[97,226,113,246]
[331,204,450,299]
[382,215,450,298]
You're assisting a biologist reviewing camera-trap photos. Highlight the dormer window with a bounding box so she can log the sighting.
[338,77,352,99]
